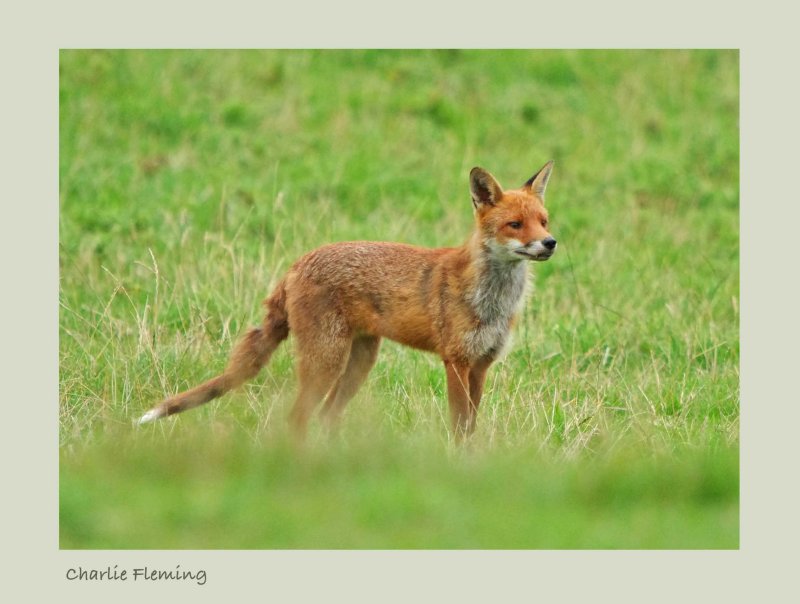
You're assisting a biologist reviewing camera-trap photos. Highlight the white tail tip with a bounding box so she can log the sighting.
[137,409,163,425]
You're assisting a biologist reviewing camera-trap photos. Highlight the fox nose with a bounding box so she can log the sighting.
[542,237,557,250]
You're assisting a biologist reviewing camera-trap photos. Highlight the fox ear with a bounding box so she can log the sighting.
[523,160,554,200]
[470,167,503,209]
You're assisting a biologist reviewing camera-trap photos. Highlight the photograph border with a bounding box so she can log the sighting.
[4,0,797,601]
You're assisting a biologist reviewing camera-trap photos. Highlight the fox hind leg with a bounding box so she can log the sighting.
[321,336,381,429]
[288,319,353,439]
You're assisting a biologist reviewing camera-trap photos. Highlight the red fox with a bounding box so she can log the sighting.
[138,162,557,438]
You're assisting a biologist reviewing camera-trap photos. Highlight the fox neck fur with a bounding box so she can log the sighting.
[462,232,530,359]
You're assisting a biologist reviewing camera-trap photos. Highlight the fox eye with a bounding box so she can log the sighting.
[508,221,522,229]
[541,218,548,227]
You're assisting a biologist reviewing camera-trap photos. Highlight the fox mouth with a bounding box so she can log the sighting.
[514,249,554,261]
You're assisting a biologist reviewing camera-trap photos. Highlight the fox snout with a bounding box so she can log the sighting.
[535,236,557,258]
[515,236,557,261]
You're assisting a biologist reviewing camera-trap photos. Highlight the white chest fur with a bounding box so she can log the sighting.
[464,258,529,359]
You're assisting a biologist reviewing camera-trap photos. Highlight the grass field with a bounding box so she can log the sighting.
[59,49,739,549]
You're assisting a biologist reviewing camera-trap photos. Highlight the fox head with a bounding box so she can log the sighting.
[469,161,557,262]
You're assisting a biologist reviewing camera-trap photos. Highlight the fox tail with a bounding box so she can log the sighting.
[137,279,290,424]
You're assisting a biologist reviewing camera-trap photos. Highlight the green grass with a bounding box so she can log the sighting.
[59,49,739,549]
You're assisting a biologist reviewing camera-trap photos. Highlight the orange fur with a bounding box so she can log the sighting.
[139,162,558,438]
